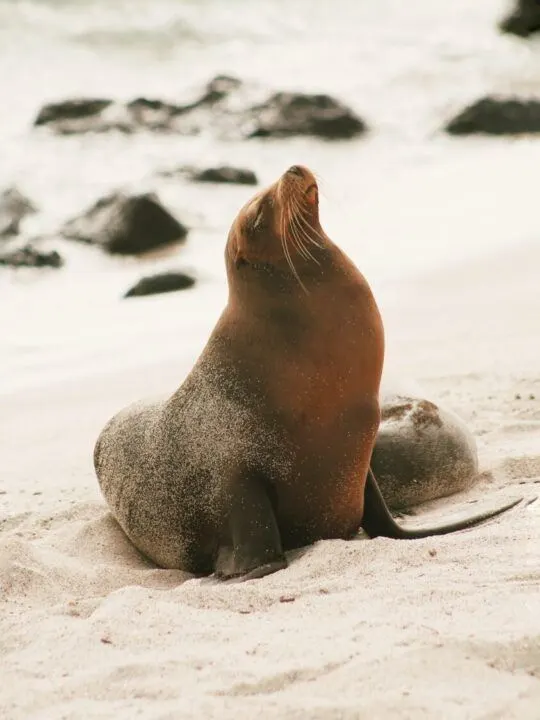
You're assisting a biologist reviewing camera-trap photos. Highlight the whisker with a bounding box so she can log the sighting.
[286,184,324,248]
[286,202,312,264]
[288,199,320,265]
[286,195,311,257]
[291,221,319,265]
[289,221,313,263]
[280,190,295,266]
[289,226,311,261]
[311,170,333,207]
[285,232,308,293]
[280,188,308,294]
[290,195,325,249]
[294,210,323,251]
[297,205,326,247]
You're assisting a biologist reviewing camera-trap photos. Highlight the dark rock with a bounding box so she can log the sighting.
[36,109,133,136]
[31,79,371,142]
[127,98,182,114]
[247,92,367,139]
[0,244,63,268]
[500,0,540,37]
[125,76,243,130]
[124,271,196,298]
[34,98,113,127]
[0,187,37,237]
[445,96,540,135]
[189,166,258,185]
[33,76,243,136]
[35,101,134,136]
[125,97,191,130]
[62,192,188,255]
[34,97,172,135]
[193,75,243,107]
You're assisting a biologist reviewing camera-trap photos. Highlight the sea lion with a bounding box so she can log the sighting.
[373,395,479,510]
[94,165,521,580]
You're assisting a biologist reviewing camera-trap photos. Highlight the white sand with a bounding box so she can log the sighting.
[1,239,540,719]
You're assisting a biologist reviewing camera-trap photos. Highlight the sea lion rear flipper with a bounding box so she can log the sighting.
[215,471,287,581]
[361,467,523,539]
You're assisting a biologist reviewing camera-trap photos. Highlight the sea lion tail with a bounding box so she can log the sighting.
[361,467,526,540]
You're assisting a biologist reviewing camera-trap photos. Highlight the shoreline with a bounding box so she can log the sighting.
[2,1,540,715]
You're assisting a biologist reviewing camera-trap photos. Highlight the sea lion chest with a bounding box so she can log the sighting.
[232,281,382,544]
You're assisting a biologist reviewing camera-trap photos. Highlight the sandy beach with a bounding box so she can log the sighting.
[2,0,540,717]
[2,233,539,719]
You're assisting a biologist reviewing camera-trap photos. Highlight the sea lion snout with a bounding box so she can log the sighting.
[285,164,316,186]
[281,165,318,205]
[287,165,305,177]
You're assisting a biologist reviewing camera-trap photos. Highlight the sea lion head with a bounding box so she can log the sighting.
[225,165,328,294]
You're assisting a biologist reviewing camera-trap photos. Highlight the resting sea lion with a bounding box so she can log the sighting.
[373,395,480,510]
[94,165,521,580]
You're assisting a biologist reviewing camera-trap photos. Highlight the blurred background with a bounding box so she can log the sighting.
[1,0,539,394]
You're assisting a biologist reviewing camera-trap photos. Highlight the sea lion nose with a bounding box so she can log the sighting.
[287,165,305,177]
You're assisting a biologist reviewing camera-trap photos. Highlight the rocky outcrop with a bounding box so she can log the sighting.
[194,75,243,106]
[33,77,368,142]
[445,97,540,135]
[33,76,243,135]
[0,245,63,268]
[247,92,367,139]
[499,0,540,37]
[124,271,196,298]
[62,192,188,255]
[0,188,37,237]
[34,98,120,135]
[188,166,258,185]
[123,98,187,132]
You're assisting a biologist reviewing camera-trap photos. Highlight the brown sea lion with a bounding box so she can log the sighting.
[94,165,522,580]
[373,395,479,510]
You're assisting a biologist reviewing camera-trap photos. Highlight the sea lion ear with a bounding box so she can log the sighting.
[228,228,247,267]
[234,246,248,268]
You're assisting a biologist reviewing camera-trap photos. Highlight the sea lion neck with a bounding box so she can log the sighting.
[220,245,369,358]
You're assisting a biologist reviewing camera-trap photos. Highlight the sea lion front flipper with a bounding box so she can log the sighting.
[361,467,523,539]
[215,471,287,581]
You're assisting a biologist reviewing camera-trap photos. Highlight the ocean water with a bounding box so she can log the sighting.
[1,0,539,394]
